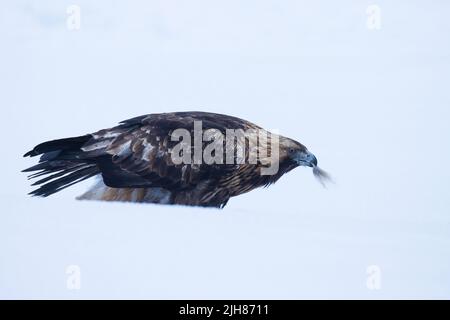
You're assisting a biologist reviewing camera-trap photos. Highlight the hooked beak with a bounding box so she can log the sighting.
[295,150,318,167]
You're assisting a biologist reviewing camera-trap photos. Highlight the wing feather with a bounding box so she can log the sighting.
[86,112,262,190]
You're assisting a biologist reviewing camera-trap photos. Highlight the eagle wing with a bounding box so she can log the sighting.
[83,112,261,191]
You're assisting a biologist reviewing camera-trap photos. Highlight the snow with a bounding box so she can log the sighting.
[1,0,450,299]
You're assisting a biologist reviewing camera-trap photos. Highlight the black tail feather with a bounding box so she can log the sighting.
[23,135,100,197]
[22,160,70,173]
[28,165,99,197]
[30,164,86,186]
[23,135,91,157]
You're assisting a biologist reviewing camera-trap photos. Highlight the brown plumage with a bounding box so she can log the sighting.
[23,111,327,208]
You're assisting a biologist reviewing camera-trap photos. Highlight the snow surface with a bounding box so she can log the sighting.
[1,0,450,299]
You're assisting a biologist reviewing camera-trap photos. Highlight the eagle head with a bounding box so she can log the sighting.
[279,137,317,168]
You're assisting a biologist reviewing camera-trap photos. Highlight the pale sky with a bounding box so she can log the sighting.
[1,0,449,299]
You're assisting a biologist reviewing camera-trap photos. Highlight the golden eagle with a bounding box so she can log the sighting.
[23,112,329,208]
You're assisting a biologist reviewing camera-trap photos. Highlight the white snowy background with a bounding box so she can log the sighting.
[1,0,449,299]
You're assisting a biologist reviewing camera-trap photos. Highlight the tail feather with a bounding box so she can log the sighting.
[22,160,70,173]
[28,165,99,197]
[23,135,100,197]
[23,135,91,157]
[30,164,86,186]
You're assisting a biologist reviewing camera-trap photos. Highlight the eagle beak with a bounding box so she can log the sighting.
[296,150,318,167]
